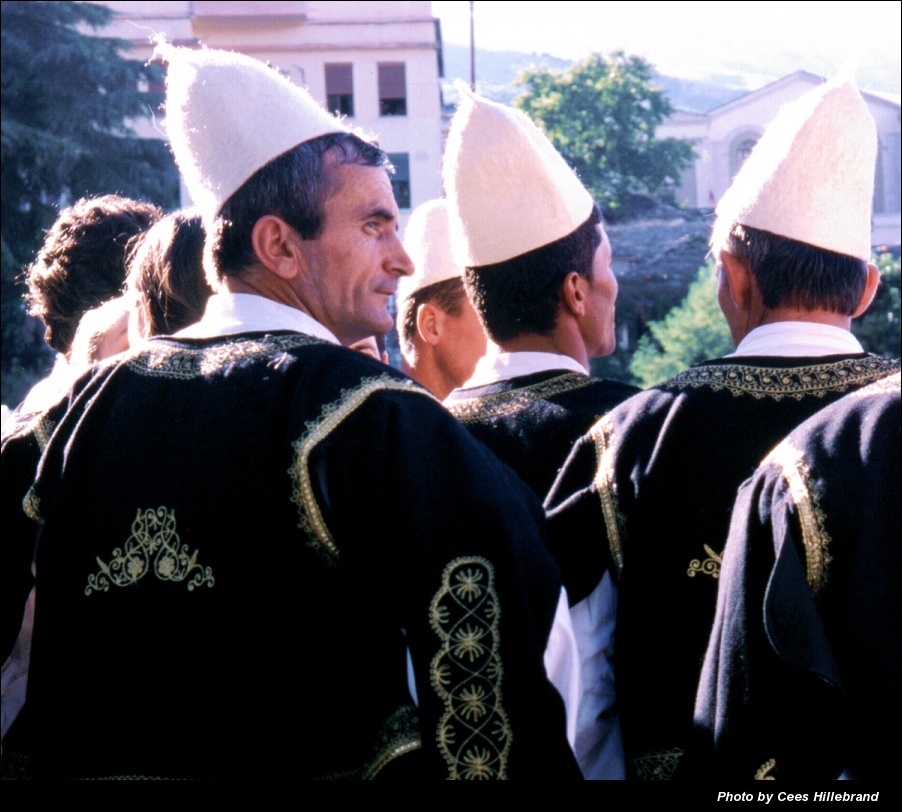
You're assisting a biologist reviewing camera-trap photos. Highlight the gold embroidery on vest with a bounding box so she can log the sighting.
[590,416,625,573]
[85,507,214,595]
[632,747,684,780]
[446,372,595,422]
[127,334,325,380]
[849,370,901,398]
[23,487,42,524]
[430,557,510,779]
[662,357,899,400]
[289,375,433,564]
[687,544,722,579]
[361,704,422,780]
[756,758,777,780]
[763,441,832,595]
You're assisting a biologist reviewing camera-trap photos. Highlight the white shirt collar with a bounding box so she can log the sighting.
[174,292,340,345]
[728,322,864,358]
[460,347,589,389]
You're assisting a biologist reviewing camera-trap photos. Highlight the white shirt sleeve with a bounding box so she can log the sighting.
[568,572,625,779]
[544,587,581,749]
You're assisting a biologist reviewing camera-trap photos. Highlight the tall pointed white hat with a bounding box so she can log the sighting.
[154,40,349,223]
[443,84,595,267]
[713,79,877,261]
[398,199,460,303]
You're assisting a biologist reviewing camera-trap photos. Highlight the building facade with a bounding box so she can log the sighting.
[96,1,446,230]
[658,71,902,249]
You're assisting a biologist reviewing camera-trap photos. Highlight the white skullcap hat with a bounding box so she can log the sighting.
[443,84,595,267]
[713,79,877,261]
[154,39,349,223]
[398,199,460,304]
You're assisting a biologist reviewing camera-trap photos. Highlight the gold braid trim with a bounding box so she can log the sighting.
[361,705,422,780]
[589,416,625,573]
[288,374,433,564]
[756,758,777,780]
[661,356,899,401]
[762,440,832,596]
[127,333,325,379]
[446,372,594,422]
[430,557,511,780]
[848,370,901,398]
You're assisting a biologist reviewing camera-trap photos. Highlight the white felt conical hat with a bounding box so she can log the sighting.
[398,199,460,303]
[443,84,595,267]
[154,40,349,223]
[713,79,877,261]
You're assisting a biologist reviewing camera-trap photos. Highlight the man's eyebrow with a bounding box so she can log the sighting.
[359,206,396,222]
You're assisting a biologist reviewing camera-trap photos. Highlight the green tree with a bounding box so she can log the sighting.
[1,0,179,406]
[852,252,901,359]
[629,260,733,387]
[515,52,694,220]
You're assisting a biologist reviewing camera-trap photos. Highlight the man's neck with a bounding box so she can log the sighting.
[497,332,589,370]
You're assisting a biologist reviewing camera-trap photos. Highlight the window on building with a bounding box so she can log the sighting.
[325,63,354,117]
[378,63,407,116]
[387,153,411,209]
[729,133,760,180]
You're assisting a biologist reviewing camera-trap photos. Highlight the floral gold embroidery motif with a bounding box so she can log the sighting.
[430,557,510,779]
[85,507,214,595]
[849,370,901,398]
[688,544,722,579]
[446,373,594,422]
[289,375,434,563]
[632,748,684,780]
[756,758,777,780]
[590,416,626,573]
[763,441,832,595]
[128,334,325,380]
[661,357,899,401]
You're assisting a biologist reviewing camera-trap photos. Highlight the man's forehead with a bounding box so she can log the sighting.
[333,163,396,212]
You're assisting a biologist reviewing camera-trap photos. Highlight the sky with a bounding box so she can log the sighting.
[433,0,902,94]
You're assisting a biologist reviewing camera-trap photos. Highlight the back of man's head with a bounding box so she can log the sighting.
[712,79,877,316]
[465,208,601,343]
[26,195,162,355]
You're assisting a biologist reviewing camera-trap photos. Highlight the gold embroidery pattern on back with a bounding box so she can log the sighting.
[763,441,832,595]
[430,557,510,779]
[590,416,625,573]
[687,544,722,579]
[756,758,777,780]
[289,375,433,564]
[446,373,594,422]
[127,333,325,379]
[85,507,215,595]
[661,357,899,400]
[632,747,684,781]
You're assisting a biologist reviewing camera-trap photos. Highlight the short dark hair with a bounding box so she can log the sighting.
[399,276,469,356]
[211,132,389,282]
[25,195,162,354]
[464,207,601,342]
[724,224,868,314]
[128,210,212,336]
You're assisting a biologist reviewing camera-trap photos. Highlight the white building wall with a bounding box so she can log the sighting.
[93,1,444,229]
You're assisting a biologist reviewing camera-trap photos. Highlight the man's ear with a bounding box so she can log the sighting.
[250,215,301,280]
[851,262,881,319]
[720,250,754,311]
[560,272,587,317]
[416,302,441,347]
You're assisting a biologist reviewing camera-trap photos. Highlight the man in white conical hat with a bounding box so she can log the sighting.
[442,87,641,780]
[546,79,899,780]
[397,198,486,400]
[8,44,582,781]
